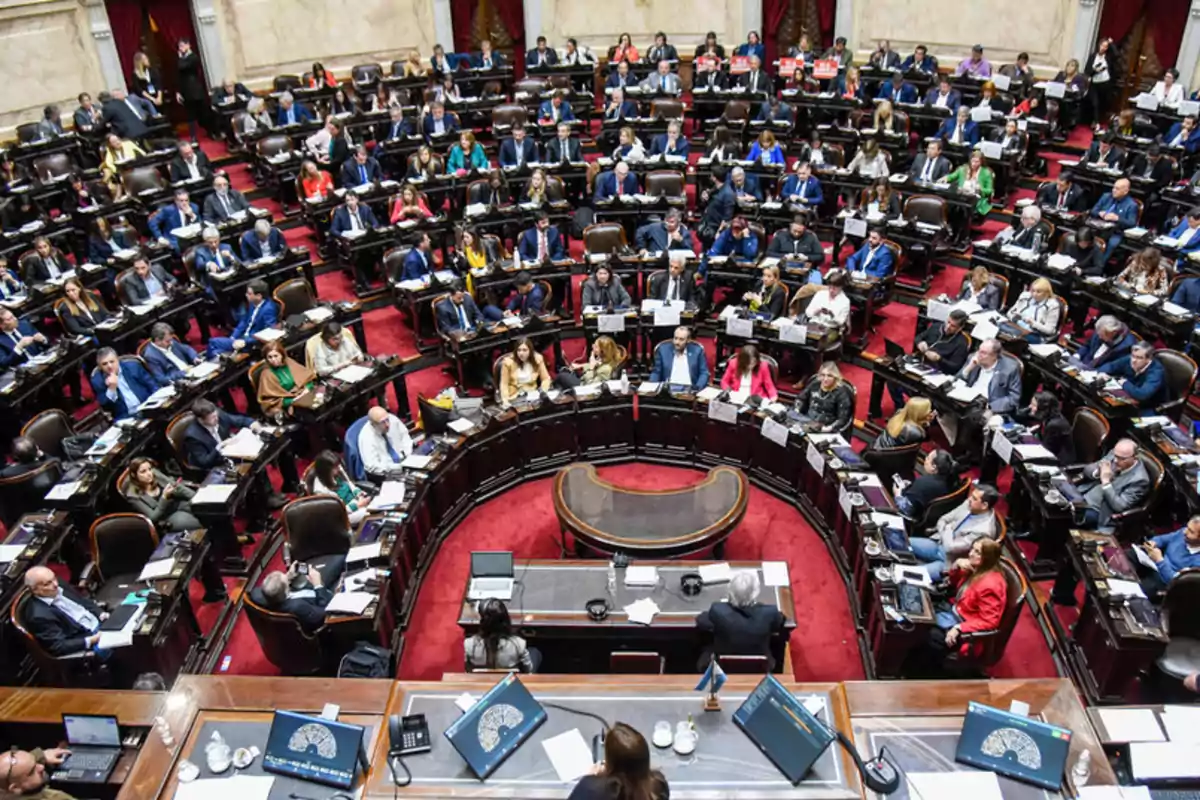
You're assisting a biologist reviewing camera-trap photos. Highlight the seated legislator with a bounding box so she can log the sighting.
[331,190,380,239]
[58,277,111,339]
[1015,391,1075,464]
[518,212,566,263]
[649,326,709,392]
[1130,516,1200,598]
[581,263,631,309]
[910,484,1000,580]
[567,724,668,800]
[957,266,1001,310]
[2,438,60,515]
[493,271,544,319]
[499,127,539,169]
[311,450,372,526]
[872,397,933,449]
[120,256,177,307]
[913,538,1007,674]
[92,347,160,420]
[257,340,316,418]
[955,44,993,77]
[895,450,962,519]
[767,213,824,264]
[1076,315,1134,369]
[3,745,76,798]
[1083,131,1125,168]
[436,282,485,333]
[845,227,894,278]
[556,335,623,389]
[996,205,1050,252]
[602,88,639,123]
[143,322,201,383]
[208,280,278,355]
[148,190,201,251]
[779,161,824,207]
[0,308,47,368]
[168,140,212,184]
[401,233,435,282]
[240,219,287,261]
[742,265,786,319]
[706,215,759,264]
[421,102,460,143]
[945,149,994,217]
[465,598,537,672]
[339,145,384,187]
[310,321,363,377]
[646,32,679,64]
[1037,173,1088,213]
[0,258,25,301]
[538,92,576,126]
[877,70,918,103]
[1152,68,1186,107]
[903,44,938,74]
[1164,207,1200,266]
[183,398,261,469]
[886,310,971,411]
[639,60,681,94]
[446,131,490,174]
[1171,275,1200,313]
[499,337,552,405]
[390,183,432,223]
[747,130,785,165]
[594,160,640,202]
[910,140,952,183]
[1115,247,1170,297]
[1006,277,1061,343]
[953,339,1022,458]
[253,566,332,634]
[526,35,558,67]
[794,362,854,433]
[1166,114,1200,153]
[1064,226,1106,281]
[1098,341,1170,408]
[545,122,583,164]
[20,566,108,658]
[695,569,786,670]
[802,271,851,328]
[648,254,698,304]
[275,92,315,125]
[720,344,778,401]
[25,237,72,284]
[846,139,888,179]
[924,74,962,112]
[636,208,696,254]
[299,159,335,201]
[1090,177,1138,253]
[1130,142,1174,190]
[605,61,635,92]
[194,226,241,287]
[122,456,207,537]
[1072,438,1151,533]
[937,106,979,146]
[202,174,250,224]
[650,121,690,158]
[374,105,411,150]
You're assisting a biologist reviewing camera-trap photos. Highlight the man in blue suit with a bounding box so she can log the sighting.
[330,192,379,237]
[1165,207,1200,266]
[92,347,161,420]
[526,36,558,68]
[194,226,240,290]
[1083,133,1125,169]
[601,88,638,123]
[876,72,918,104]
[517,213,565,263]
[420,102,459,143]
[240,219,287,261]
[149,190,201,250]
[143,321,202,383]
[635,209,696,253]
[902,45,937,74]
[953,338,1022,460]
[779,161,823,206]
[401,233,435,281]
[845,228,894,278]
[1171,275,1200,313]
[729,166,761,201]
[1075,316,1135,369]
[473,40,505,70]
[1090,178,1138,254]
[593,161,640,203]
[700,166,736,245]
[537,92,576,125]
[649,326,709,392]
[338,146,383,187]
[937,106,979,146]
[701,216,758,277]
[1100,343,1170,408]
[924,75,961,113]
[498,127,539,169]
[436,282,485,333]
[1165,115,1200,154]
[605,61,635,91]
[208,280,278,355]
[650,121,690,157]
[756,97,794,124]
[0,308,46,368]
[275,92,315,126]
[502,271,544,317]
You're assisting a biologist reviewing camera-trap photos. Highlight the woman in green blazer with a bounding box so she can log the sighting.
[445,130,490,174]
[945,148,994,217]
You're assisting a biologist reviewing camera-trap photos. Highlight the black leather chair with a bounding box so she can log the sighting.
[243,591,327,675]
[1155,567,1200,690]
[610,651,665,673]
[20,409,76,459]
[1156,349,1197,420]
[10,590,103,686]
[280,496,351,580]
[0,459,61,530]
[862,440,923,489]
[717,654,769,673]
[945,557,1026,674]
[273,277,319,319]
[915,478,972,532]
[583,222,627,257]
[85,513,159,607]
[1071,408,1109,465]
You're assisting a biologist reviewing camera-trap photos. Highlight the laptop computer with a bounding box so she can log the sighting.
[53,715,122,784]
[468,551,514,601]
[262,710,367,790]
[444,673,547,779]
[884,339,908,360]
[733,674,836,785]
[955,701,1072,791]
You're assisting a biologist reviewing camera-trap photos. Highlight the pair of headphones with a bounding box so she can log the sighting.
[586,597,611,621]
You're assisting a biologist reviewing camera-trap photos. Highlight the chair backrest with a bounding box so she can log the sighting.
[120,165,166,197]
[30,153,75,182]
[514,78,548,98]
[281,495,351,563]
[0,459,61,529]
[644,170,684,197]
[903,194,947,226]
[166,410,196,472]
[382,246,412,282]
[20,409,75,459]
[1156,349,1197,406]
[15,122,40,143]
[89,513,158,583]
[243,591,325,674]
[609,651,665,673]
[918,478,971,531]
[256,134,294,160]
[650,99,684,120]
[717,654,769,674]
[351,64,383,86]
[273,278,317,318]
[1070,408,1109,465]
[1162,567,1200,641]
[999,350,1024,380]
[274,75,302,92]
[491,104,528,130]
[343,416,369,480]
[583,222,628,255]
[722,100,751,122]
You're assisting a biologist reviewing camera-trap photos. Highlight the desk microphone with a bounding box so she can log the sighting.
[833,733,900,794]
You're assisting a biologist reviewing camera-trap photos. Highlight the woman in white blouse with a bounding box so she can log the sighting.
[846,138,889,178]
[800,270,851,328]
[1152,68,1185,107]
[1007,277,1061,343]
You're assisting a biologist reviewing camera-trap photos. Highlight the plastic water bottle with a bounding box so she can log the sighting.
[620,373,630,394]
[607,561,618,598]
[1071,749,1091,785]
[1032,231,1043,253]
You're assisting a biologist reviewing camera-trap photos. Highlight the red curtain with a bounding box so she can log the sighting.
[763,0,789,66]
[104,0,143,76]
[493,0,524,75]
[816,0,835,47]
[1099,0,1189,69]
[450,0,474,53]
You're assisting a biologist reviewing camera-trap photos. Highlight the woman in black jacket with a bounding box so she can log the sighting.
[1016,391,1075,464]
[176,39,209,138]
[895,450,961,520]
[59,277,112,338]
[568,723,668,800]
[1085,38,1115,127]
[794,362,854,433]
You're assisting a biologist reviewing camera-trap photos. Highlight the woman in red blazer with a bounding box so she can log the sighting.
[940,537,1007,658]
[720,345,778,401]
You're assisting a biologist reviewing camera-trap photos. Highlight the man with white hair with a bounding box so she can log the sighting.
[239,218,287,261]
[202,173,249,223]
[251,565,332,633]
[739,55,771,94]
[695,569,786,670]
[998,205,1049,252]
[20,566,108,657]
[193,226,240,288]
[358,405,414,480]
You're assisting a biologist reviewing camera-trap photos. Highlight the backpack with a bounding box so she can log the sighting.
[337,641,392,678]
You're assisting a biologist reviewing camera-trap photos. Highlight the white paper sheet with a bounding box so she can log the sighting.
[698,563,732,584]
[597,313,626,333]
[174,775,275,800]
[697,387,721,401]
[45,480,82,500]
[192,484,237,505]
[906,771,1003,800]
[653,305,681,327]
[401,454,433,470]
[187,361,221,380]
[761,561,790,587]
[1132,544,1159,571]
[303,306,335,323]
[1130,742,1200,780]
[806,442,826,474]
[0,544,26,563]
[1013,444,1057,462]
[1106,578,1146,599]
[332,364,374,383]
[1160,705,1200,744]
[448,418,475,433]
[542,729,595,783]
[97,629,134,649]
[368,481,406,510]
[252,327,286,342]
[624,566,659,586]
[622,597,660,624]
[1098,708,1166,742]
[325,591,374,615]
[347,541,383,563]
[219,427,264,460]
[138,558,175,581]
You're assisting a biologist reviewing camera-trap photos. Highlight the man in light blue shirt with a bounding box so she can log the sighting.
[90,346,162,420]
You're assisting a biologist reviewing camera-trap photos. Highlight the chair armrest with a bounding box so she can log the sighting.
[77,561,97,590]
[58,649,96,661]
[354,481,379,494]
[957,628,999,642]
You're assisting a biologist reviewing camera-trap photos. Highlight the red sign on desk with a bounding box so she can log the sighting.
[778,57,799,78]
[730,55,751,74]
[812,59,839,80]
[696,56,720,73]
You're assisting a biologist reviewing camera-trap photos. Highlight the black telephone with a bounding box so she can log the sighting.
[389,713,432,756]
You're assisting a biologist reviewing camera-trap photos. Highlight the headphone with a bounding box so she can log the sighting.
[586,597,611,621]
[680,573,702,597]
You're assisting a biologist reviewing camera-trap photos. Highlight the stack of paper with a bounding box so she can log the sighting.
[401,453,433,470]
[192,483,237,505]
[1105,578,1145,599]
[623,598,660,625]
[1097,708,1165,742]
[698,563,731,584]
[174,774,275,800]
[0,543,27,563]
[447,417,475,433]
[1160,705,1200,744]
[187,361,221,380]
[332,364,373,383]
[906,772,1003,800]
[138,557,176,581]
[325,591,374,615]
[624,566,659,586]
[541,729,594,782]
[45,481,82,500]
[368,480,406,510]
[761,561,789,587]
[347,541,382,563]
[303,306,335,324]
[252,328,286,342]
[218,428,264,460]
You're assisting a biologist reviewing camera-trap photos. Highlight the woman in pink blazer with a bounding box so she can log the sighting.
[720,345,778,400]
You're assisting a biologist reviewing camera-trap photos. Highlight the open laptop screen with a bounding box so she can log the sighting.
[63,715,120,747]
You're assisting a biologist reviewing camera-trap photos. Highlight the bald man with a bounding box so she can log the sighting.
[356,406,413,479]
[4,745,76,799]
[20,566,108,658]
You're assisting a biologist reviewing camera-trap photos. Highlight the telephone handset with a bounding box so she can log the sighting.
[389,713,431,756]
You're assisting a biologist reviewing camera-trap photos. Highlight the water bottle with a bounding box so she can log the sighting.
[1032,231,1043,253]
[607,561,618,598]
[1071,749,1091,785]
[620,373,630,394]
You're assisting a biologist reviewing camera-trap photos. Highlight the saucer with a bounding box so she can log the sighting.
[652,730,674,748]
[673,736,696,755]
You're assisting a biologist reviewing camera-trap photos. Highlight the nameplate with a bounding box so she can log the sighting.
[707,399,738,424]
[598,314,626,333]
[761,417,789,447]
[653,305,681,327]
[991,74,1011,92]
[843,217,868,238]
[780,322,808,344]
[805,442,825,474]
[927,299,952,322]
[991,431,1014,464]
[725,317,754,338]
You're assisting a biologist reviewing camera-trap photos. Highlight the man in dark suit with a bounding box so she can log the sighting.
[648,254,699,304]
[738,56,771,94]
[91,347,161,420]
[436,282,485,333]
[101,89,156,139]
[375,106,411,149]
[167,140,212,183]
[601,88,638,122]
[1,437,60,518]
[120,256,177,306]
[1036,174,1088,212]
[766,215,824,265]
[211,78,252,105]
[646,32,678,64]
[650,121,690,158]
[694,62,728,91]
[953,338,1022,460]
[208,280,279,354]
[936,106,979,146]
[605,61,635,91]
[700,166,736,244]
[902,45,937,74]
[401,233,435,281]
[910,140,952,183]
[148,189,201,250]
[517,213,565,263]
[473,40,505,70]
[538,92,576,125]
[498,127,538,169]
[525,36,558,68]
[74,91,104,133]
[1129,142,1174,190]
[876,71,918,103]
[695,569,784,669]
[923,75,961,113]
[1099,343,1171,408]
[20,566,107,657]
[275,92,315,126]
[202,174,250,223]
[194,226,241,289]
[881,308,973,414]
[182,398,258,470]
[728,166,761,201]
[24,237,72,284]
[421,102,459,142]
[330,191,379,238]
[544,122,582,164]
[143,322,201,383]
[503,271,544,317]
[1075,316,1135,369]
[1082,132,1124,169]
[240,219,287,261]
[0,308,46,368]
[593,161,640,202]
[339,146,383,188]
[756,97,795,124]
[252,567,334,633]
[1165,114,1200,154]
[636,209,696,253]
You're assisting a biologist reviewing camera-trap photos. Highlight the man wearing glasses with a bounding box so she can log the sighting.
[3,746,75,798]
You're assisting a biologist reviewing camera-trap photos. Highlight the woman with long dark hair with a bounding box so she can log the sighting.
[311,449,371,525]
[568,722,668,800]
[464,598,536,672]
[1086,37,1115,127]
[1016,391,1074,463]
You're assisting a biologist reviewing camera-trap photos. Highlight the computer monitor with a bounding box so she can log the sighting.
[471,551,514,578]
[262,710,367,790]
[444,673,547,779]
[955,702,1072,791]
[733,674,836,786]
[63,715,121,747]
[884,339,907,359]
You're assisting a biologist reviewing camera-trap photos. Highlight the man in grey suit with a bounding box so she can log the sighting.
[909,139,952,183]
[639,61,682,94]
[201,174,250,223]
[952,338,1021,462]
